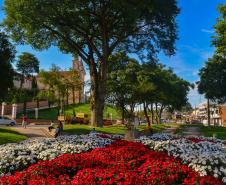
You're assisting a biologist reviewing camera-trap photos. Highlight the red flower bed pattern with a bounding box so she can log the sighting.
[188,137,226,146]
[0,140,223,185]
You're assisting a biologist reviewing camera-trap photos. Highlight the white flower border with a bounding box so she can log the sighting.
[136,133,226,183]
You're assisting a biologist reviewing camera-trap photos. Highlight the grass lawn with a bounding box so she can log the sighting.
[0,128,27,145]
[64,124,127,135]
[20,103,120,120]
[64,123,179,135]
[199,125,226,140]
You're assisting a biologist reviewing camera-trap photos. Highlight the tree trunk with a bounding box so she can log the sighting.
[158,105,164,124]
[89,57,106,127]
[78,90,81,103]
[143,102,151,128]
[207,98,210,127]
[23,101,26,115]
[150,103,154,125]
[36,99,39,108]
[20,76,24,90]
[155,103,159,124]
[72,87,75,104]
[66,87,69,105]
[121,105,125,124]
[91,96,105,127]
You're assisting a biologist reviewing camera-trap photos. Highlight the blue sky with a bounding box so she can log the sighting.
[0,0,226,107]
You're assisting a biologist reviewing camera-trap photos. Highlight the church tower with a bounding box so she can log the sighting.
[73,57,85,82]
[72,57,85,103]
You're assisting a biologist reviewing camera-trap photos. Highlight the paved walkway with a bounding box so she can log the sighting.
[161,124,201,137]
[181,126,201,137]
[12,125,52,138]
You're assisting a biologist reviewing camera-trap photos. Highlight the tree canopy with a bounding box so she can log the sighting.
[212,4,226,56]
[107,53,191,127]
[17,52,39,77]
[198,4,226,103]
[197,55,226,103]
[16,52,39,89]
[0,32,16,101]
[4,0,179,126]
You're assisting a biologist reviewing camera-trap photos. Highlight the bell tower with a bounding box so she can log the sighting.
[72,57,85,103]
[73,57,85,78]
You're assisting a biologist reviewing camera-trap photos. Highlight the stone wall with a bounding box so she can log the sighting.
[0,101,49,116]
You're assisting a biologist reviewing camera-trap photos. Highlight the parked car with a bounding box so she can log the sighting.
[0,116,16,126]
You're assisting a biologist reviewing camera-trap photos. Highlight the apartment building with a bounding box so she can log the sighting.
[192,102,226,126]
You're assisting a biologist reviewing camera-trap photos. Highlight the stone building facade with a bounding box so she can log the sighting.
[13,58,85,104]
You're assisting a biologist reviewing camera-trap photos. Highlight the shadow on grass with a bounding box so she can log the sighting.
[0,128,25,136]
[64,128,91,135]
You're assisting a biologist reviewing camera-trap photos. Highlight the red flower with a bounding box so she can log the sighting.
[0,140,223,185]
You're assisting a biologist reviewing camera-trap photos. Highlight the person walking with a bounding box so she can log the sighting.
[21,114,28,129]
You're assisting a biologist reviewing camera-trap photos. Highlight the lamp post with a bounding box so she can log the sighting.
[35,108,39,120]
[1,102,6,116]
[12,104,17,119]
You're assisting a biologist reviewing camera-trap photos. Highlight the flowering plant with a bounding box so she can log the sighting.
[0,140,222,185]
[0,134,122,175]
[137,133,226,183]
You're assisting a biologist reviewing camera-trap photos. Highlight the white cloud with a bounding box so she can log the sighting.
[201,29,214,34]
[188,84,205,107]
[181,45,214,60]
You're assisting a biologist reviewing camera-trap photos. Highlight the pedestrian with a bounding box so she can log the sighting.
[59,121,63,135]
[48,120,55,132]
[21,114,28,129]
[54,125,60,138]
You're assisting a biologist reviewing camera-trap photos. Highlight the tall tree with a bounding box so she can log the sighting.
[62,69,83,104]
[212,4,226,56]
[17,52,39,89]
[138,63,191,125]
[137,61,158,127]
[107,53,140,124]
[197,55,226,126]
[197,4,226,126]
[0,32,16,101]
[39,65,64,114]
[4,0,179,126]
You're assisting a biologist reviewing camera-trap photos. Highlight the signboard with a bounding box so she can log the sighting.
[58,115,65,121]
[76,113,85,118]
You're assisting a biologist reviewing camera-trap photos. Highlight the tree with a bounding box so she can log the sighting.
[0,32,16,101]
[39,65,64,114]
[107,53,140,124]
[4,0,179,127]
[197,4,226,127]
[197,55,226,126]
[212,4,226,56]
[62,69,83,104]
[138,63,191,125]
[136,61,158,127]
[17,52,39,89]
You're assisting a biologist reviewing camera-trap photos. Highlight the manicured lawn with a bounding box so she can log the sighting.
[200,125,226,140]
[63,123,179,135]
[64,124,127,135]
[20,103,120,120]
[0,128,27,145]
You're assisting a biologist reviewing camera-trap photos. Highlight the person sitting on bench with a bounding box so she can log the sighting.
[48,120,55,132]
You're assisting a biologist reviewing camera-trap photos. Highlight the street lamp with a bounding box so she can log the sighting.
[1,102,6,116]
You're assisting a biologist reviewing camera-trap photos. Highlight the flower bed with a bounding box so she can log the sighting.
[137,134,226,183]
[0,140,223,185]
[0,134,122,175]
